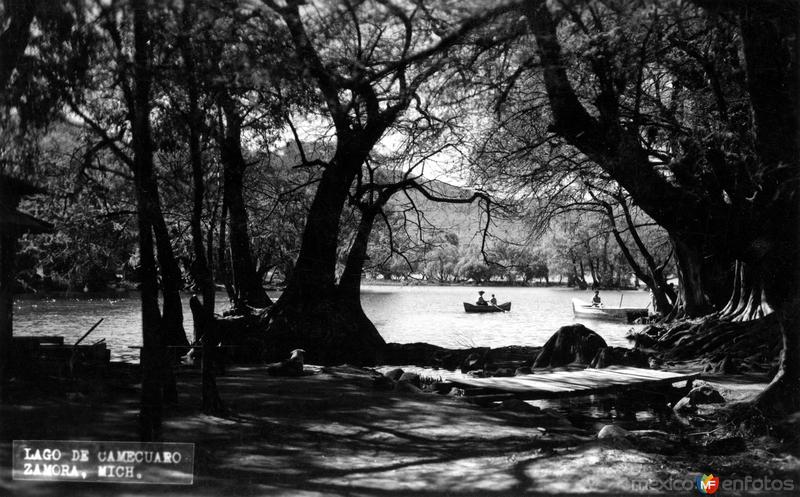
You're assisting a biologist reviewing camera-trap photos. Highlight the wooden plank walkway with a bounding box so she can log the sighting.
[449,366,699,401]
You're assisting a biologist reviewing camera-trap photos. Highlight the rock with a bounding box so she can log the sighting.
[648,356,663,368]
[398,372,421,388]
[493,367,516,377]
[372,375,396,390]
[700,436,747,455]
[533,324,607,368]
[687,384,725,404]
[447,387,465,397]
[597,424,630,439]
[498,398,541,414]
[467,370,485,378]
[589,347,649,369]
[672,396,695,413]
[461,352,485,373]
[515,366,532,376]
[384,368,404,381]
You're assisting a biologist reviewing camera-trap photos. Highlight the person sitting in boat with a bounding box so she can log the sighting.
[592,290,602,307]
[476,291,488,306]
[490,294,498,305]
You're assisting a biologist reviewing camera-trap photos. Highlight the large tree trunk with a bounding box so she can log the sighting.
[266,155,385,365]
[671,238,713,318]
[736,1,799,412]
[132,0,170,440]
[216,202,234,302]
[336,207,386,353]
[683,1,799,411]
[0,234,15,403]
[525,0,727,315]
[133,181,166,441]
[719,262,772,322]
[218,100,271,308]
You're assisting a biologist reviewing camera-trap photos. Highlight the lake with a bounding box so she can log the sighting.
[12,284,650,362]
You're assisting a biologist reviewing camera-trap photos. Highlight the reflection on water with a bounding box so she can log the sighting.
[13,285,650,362]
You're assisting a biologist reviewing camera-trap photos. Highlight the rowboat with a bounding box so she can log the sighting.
[571,298,647,323]
[463,302,511,313]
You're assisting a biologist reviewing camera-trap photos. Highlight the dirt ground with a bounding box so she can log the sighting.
[0,364,798,496]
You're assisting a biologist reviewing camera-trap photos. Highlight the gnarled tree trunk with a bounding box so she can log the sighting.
[266,154,385,365]
[671,237,714,318]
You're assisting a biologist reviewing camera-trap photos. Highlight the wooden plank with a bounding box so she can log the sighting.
[518,377,693,401]
[449,366,698,401]
[454,369,693,391]
[587,366,693,380]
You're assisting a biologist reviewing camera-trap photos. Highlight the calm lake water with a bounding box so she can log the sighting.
[12,285,650,362]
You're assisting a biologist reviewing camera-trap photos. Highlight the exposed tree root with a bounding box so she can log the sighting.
[632,313,781,373]
[633,313,800,428]
[263,297,386,366]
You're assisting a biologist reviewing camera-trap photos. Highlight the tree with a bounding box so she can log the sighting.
[458,258,493,284]
[130,0,170,440]
[510,0,798,410]
[55,2,191,353]
[174,0,223,414]
[261,0,513,365]
[215,95,273,308]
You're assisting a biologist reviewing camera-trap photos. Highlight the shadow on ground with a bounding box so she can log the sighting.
[0,365,797,496]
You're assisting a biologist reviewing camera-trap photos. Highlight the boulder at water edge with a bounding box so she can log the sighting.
[672,381,725,413]
[686,383,726,404]
[533,324,608,368]
[398,372,421,388]
[384,368,404,381]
